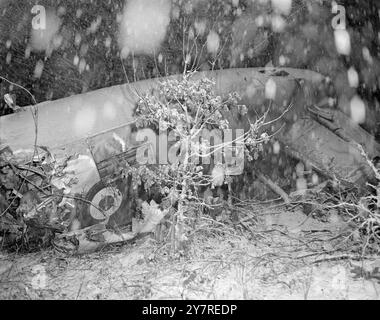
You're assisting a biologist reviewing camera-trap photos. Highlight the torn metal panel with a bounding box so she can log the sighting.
[281,117,375,186]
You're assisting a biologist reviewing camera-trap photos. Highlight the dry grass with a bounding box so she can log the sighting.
[1,201,380,300]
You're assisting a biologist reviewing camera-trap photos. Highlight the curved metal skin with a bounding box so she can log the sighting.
[0,68,324,149]
[0,67,325,192]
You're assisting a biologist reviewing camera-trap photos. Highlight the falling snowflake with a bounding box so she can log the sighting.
[118,0,171,58]
[206,30,220,55]
[265,78,277,100]
[347,67,359,88]
[334,29,351,55]
[350,95,366,124]
[33,60,44,78]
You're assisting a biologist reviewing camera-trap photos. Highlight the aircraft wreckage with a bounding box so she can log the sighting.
[1,67,379,252]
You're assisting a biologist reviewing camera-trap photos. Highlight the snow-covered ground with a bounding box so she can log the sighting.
[1,208,379,300]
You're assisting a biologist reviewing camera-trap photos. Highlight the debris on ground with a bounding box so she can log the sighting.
[0,145,78,251]
[1,205,380,300]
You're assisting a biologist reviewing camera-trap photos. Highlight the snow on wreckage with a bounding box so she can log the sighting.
[0,67,379,253]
